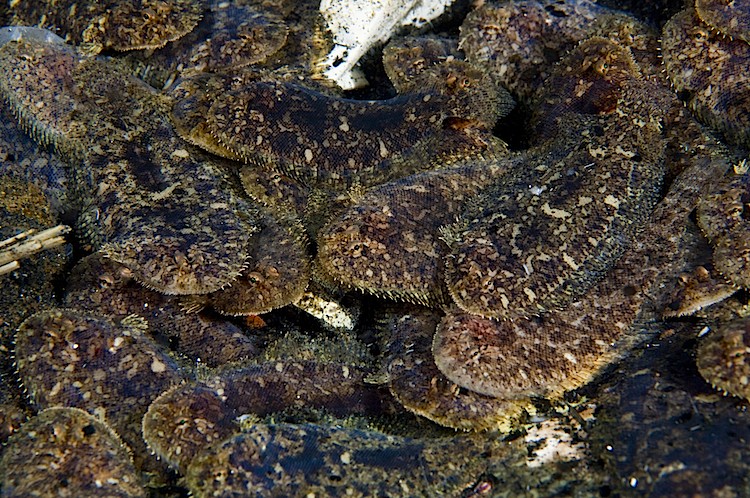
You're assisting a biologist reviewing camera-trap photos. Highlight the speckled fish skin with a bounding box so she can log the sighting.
[0,32,259,295]
[381,36,514,130]
[697,316,750,400]
[128,0,289,89]
[9,0,204,54]
[14,308,187,477]
[0,104,68,216]
[696,0,750,43]
[460,0,610,100]
[382,35,462,94]
[142,361,393,471]
[64,253,261,367]
[316,151,512,306]
[202,209,310,315]
[445,38,665,320]
[382,305,530,431]
[185,423,489,498]
[662,8,750,147]
[434,148,731,399]
[0,407,146,498]
[169,72,245,159]
[696,165,750,289]
[659,222,738,318]
[238,164,316,229]
[204,77,504,190]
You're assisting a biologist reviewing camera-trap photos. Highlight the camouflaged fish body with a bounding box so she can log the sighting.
[15,308,186,480]
[64,253,261,366]
[444,38,666,320]
[662,9,750,147]
[202,209,310,315]
[127,0,289,90]
[697,165,750,289]
[316,152,513,306]
[143,361,393,471]
[697,316,750,401]
[9,0,204,54]
[382,305,530,431]
[185,423,489,498]
[193,73,507,190]
[0,31,258,294]
[0,407,146,498]
[696,0,750,43]
[434,148,730,399]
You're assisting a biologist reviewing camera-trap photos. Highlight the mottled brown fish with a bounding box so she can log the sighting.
[0,28,258,294]
[662,8,750,147]
[143,361,393,471]
[64,253,261,367]
[0,407,146,497]
[177,68,509,190]
[319,37,665,319]
[445,38,664,320]
[697,316,750,400]
[382,305,530,431]
[127,0,289,89]
[10,0,204,54]
[316,152,511,306]
[696,0,750,43]
[382,35,463,94]
[460,0,620,100]
[434,149,729,399]
[15,308,186,479]
[199,209,310,315]
[185,423,491,498]
[696,163,750,289]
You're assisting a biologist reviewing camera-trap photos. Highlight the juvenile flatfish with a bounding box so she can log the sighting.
[9,0,204,54]
[185,423,490,498]
[444,38,665,320]
[662,8,750,147]
[0,28,258,294]
[696,163,750,289]
[181,72,508,190]
[434,150,729,399]
[0,407,145,497]
[696,0,750,43]
[127,0,289,89]
[316,152,512,306]
[15,308,186,480]
[143,361,393,471]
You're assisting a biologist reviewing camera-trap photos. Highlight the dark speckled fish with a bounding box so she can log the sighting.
[142,360,393,471]
[177,66,510,190]
[662,8,750,147]
[696,163,750,289]
[14,308,187,483]
[697,316,750,400]
[316,152,512,306]
[0,407,146,497]
[9,0,204,54]
[434,148,730,399]
[199,209,310,315]
[459,0,632,101]
[382,305,530,431]
[444,37,665,320]
[0,28,259,294]
[185,423,490,498]
[127,0,289,89]
[696,0,750,43]
[64,253,262,367]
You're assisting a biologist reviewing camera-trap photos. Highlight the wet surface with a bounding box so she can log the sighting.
[1,1,750,496]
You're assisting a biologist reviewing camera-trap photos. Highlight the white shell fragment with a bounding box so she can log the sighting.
[318,0,455,89]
